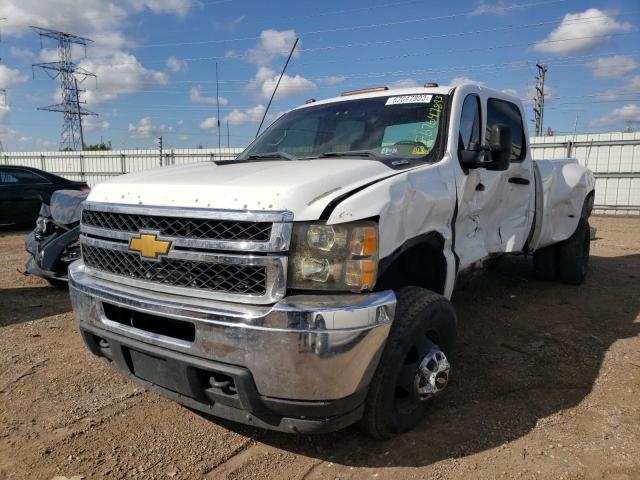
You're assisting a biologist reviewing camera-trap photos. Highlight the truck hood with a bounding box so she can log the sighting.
[88,159,402,221]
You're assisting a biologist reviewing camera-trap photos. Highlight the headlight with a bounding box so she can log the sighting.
[288,221,378,292]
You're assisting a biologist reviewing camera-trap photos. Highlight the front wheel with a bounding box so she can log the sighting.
[359,286,457,439]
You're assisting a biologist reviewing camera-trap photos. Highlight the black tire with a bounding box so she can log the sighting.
[557,217,590,285]
[359,286,457,439]
[533,244,557,281]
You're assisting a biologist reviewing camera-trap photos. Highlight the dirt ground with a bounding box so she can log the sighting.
[0,216,638,480]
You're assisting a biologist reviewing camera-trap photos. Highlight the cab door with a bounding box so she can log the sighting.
[477,98,534,253]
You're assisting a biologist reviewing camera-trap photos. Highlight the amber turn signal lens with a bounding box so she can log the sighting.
[345,259,377,289]
[350,226,378,256]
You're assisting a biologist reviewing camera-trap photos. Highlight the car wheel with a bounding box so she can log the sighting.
[359,286,457,439]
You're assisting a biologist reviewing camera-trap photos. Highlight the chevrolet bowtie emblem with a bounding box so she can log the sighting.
[128,232,171,260]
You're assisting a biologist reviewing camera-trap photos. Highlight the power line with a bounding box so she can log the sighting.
[132,0,577,49]
[84,14,637,69]
[103,43,637,88]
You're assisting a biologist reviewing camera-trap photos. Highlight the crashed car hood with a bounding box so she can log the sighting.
[88,159,401,221]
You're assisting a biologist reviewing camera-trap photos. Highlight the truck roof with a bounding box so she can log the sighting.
[291,83,521,111]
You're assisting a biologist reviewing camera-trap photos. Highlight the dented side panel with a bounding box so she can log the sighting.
[327,159,458,298]
[532,159,595,250]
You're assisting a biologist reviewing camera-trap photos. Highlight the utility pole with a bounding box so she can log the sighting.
[157,135,163,167]
[256,37,299,138]
[216,62,221,150]
[31,26,97,150]
[0,18,7,152]
[226,120,230,148]
[533,63,548,137]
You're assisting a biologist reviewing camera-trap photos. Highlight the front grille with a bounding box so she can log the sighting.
[82,209,272,242]
[83,245,267,295]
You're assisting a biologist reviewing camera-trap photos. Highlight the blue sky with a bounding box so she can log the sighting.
[0,0,639,151]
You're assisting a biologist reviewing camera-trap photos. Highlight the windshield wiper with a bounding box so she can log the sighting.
[246,151,296,161]
[319,150,376,158]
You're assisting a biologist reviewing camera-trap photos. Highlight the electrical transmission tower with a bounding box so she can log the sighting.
[31,26,97,150]
[533,63,548,137]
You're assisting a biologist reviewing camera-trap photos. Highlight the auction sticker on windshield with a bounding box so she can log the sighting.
[385,94,433,105]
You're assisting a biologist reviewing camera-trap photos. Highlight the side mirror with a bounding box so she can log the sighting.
[486,124,512,171]
[459,141,482,167]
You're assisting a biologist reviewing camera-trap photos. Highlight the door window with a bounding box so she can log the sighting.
[0,169,48,185]
[486,99,526,161]
[458,94,481,152]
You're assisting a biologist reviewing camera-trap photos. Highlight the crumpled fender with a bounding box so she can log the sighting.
[326,161,458,297]
[531,159,595,250]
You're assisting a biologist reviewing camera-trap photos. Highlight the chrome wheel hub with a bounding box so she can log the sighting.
[414,347,450,400]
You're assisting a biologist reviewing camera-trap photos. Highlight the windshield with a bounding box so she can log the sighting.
[237,94,447,163]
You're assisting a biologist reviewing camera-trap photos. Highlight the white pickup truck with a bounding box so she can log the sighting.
[70,83,594,438]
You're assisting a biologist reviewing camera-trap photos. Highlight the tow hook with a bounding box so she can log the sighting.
[415,341,450,400]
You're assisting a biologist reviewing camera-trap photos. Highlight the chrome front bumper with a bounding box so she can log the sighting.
[69,261,395,401]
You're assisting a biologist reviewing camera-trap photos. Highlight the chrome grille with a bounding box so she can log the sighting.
[82,209,272,242]
[83,245,267,295]
[79,202,292,304]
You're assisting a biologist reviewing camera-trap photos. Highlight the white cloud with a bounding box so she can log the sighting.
[319,75,346,86]
[199,117,219,131]
[189,86,229,105]
[246,29,299,66]
[128,117,172,138]
[36,138,57,150]
[214,15,245,32]
[532,9,632,56]
[0,124,18,148]
[79,52,167,107]
[0,65,28,90]
[449,76,486,87]
[241,30,316,102]
[589,104,640,128]
[0,0,185,108]
[83,116,111,132]
[166,56,187,73]
[596,75,640,101]
[224,105,266,126]
[249,66,316,100]
[586,55,639,80]
[130,0,192,17]
[261,73,316,100]
[0,103,11,122]
[389,79,420,89]
[179,134,188,141]
[9,46,36,61]
[470,1,520,16]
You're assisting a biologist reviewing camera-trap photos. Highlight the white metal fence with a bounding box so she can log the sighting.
[530,132,640,215]
[0,148,243,187]
[1,133,639,214]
